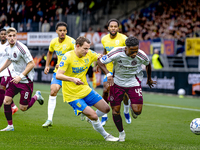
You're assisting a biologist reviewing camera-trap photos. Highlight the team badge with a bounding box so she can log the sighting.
[13,52,17,58]
[110,96,114,101]
[115,40,119,45]
[62,56,67,60]
[59,61,64,67]
[63,44,66,50]
[131,60,137,66]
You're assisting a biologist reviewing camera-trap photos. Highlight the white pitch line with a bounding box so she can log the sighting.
[144,104,200,112]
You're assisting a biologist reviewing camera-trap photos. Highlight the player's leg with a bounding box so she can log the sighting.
[0,76,18,114]
[122,93,131,124]
[100,78,110,125]
[109,84,126,142]
[43,73,62,127]
[127,85,143,119]
[0,81,19,131]
[69,91,118,141]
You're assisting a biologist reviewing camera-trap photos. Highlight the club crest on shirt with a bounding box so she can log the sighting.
[110,96,114,101]
[131,60,137,66]
[115,40,119,45]
[13,52,17,58]
[63,45,66,50]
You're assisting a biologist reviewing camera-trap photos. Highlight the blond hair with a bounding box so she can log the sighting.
[6,27,17,34]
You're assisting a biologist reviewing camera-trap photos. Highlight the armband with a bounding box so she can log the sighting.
[106,73,112,77]
[20,73,25,79]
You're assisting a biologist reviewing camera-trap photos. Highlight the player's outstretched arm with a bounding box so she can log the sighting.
[56,69,84,85]
[146,62,157,88]
[0,59,12,73]
[44,51,53,74]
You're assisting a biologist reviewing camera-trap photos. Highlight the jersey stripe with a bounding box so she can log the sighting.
[16,42,26,55]
[137,51,148,61]
[107,48,123,58]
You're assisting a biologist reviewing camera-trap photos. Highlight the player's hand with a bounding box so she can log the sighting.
[146,79,157,88]
[10,76,21,84]
[97,54,103,60]
[55,64,59,69]
[73,78,84,85]
[44,66,50,74]
[107,76,114,87]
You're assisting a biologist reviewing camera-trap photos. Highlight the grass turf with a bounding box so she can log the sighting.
[0,83,200,150]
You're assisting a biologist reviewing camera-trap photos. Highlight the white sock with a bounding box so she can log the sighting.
[47,95,57,121]
[124,99,130,114]
[102,114,107,118]
[8,125,13,127]
[12,105,17,109]
[96,109,106,117]
[91,118,109,138]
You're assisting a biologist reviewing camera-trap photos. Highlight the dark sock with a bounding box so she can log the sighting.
[4,104,13,125]
[0,89,5,108]
[27,96,37,110]
[113,114,124,132]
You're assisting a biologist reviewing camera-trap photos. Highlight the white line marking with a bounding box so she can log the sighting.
[144,104,200,112]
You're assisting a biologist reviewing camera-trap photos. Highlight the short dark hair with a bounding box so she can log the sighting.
[55,22,67,30]
[107,19,119,27]
[0,28,6,32]
[76,36,91,46]
[125,36,139,47]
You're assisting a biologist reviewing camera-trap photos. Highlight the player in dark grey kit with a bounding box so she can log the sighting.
[97,36,156,141]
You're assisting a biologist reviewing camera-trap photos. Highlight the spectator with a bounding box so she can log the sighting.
[152,49,164,69]
[0,12,7,23]
[3,22,10,30]
[77,0,84,15]
[50,53,57,67]
[41,19,50,32]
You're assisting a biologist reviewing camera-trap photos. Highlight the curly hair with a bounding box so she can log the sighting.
[107,19,119,27]
[55,22,67,30]
[125,36,139,47]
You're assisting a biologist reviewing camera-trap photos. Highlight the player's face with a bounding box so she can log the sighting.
[6,31,17,47]
[108,21,119,36]
[56,26,67,40]
[0,30,6,41]
[125,46,139,58]
[77,42,90,57]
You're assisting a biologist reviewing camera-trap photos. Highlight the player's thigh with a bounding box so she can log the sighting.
[122,93,129,105]
[93,99,110,113]
[19,82,33,106]
[109,84,125,107]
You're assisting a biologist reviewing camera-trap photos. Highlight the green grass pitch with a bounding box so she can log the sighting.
[0,83,200,150]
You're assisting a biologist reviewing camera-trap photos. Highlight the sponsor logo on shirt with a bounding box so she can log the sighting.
[62,56,67,60]
[72,66,88,73]
[59,61,64,67]
[13,52,17,58]
[102,55,107,61]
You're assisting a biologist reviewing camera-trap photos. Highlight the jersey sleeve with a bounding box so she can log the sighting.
[22,46,33,63]
[89,50,100,62]
[138,50,150,65]
[122,35,127,46]
[58,53,69,71]
[100,47,119,64]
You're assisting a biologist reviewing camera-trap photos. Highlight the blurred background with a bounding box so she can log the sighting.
[1,0,200,96]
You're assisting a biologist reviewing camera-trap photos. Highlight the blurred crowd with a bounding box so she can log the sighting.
[120,0,200,44]
[0,0,103,32]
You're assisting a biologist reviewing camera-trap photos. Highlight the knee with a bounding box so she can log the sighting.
[89,114,98,121]
[112,108,120,115]
[104,105,110,113]
[20,105,27,111]
[50,89,58,96]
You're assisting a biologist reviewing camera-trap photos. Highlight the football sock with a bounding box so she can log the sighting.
[123,99,130,114]
[4,104,13,125]
[96,109,106,117]
[113,114,124,132]
[102,114,107,118]
[11,101,17,109]
[27,96,37,110]
[48,95,57,121]
[91,118,109,138]
[0,89,5,108]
